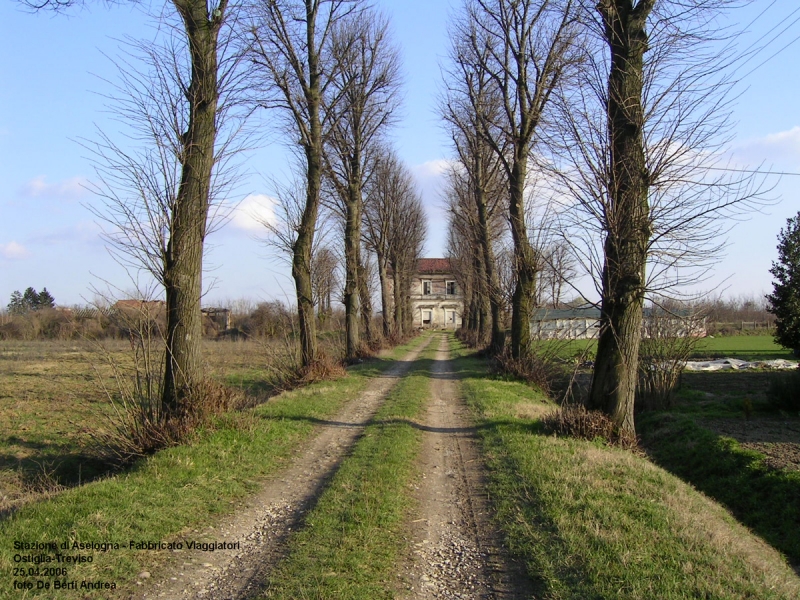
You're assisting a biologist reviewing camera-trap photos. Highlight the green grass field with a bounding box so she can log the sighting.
[541,334,793,362]
[691,335,792,360]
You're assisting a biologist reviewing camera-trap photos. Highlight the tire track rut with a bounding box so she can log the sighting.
[130,335,435,600]
[402,333,529,599]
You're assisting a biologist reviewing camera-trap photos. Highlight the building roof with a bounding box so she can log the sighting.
[532,307,600,321]
[113,299,165,310]
[531,306,699,321]
[416,258,452,275]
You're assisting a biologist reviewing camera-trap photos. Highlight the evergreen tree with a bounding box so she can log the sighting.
[6,287,55,314]
[38,288,55,309]
[767,212,800,355]
[7,290,24,314]
[22,287,40,311]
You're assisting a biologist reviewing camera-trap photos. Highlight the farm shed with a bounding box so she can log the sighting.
[531,306,706,340]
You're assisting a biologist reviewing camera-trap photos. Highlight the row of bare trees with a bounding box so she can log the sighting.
[252,0,426,367]
[442,0,765,436]
[27,0,426,416]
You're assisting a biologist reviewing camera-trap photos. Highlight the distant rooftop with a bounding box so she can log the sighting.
[532,306,600,321]
[416,258,452,274]
[532,306,698,321]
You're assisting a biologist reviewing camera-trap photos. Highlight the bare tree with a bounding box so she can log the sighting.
[311,244,338,325]
[539,241,577,307]
[451,0,581,359]
[324,9,401,358]
[441,34,508,353]
[446,173,483,337]
[391,196,427,336]
[257,168,337,326]
[249,0,361,369]
[357,251,376,342]
[362,151,397,338]
[363,150,426,339]
[552,0,766,435]
[88,2,248,411]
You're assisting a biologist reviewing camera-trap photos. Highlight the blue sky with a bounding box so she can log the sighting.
[1,0,799,307]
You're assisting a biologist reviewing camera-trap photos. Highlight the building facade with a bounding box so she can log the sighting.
[409,258,463,329]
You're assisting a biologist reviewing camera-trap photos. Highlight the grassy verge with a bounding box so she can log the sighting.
[262,336,439,599]
[0,334,428,599]
[449,337,800,599]
[638,412,800,565]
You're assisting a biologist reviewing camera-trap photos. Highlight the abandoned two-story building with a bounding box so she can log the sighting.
[408,258,463,329]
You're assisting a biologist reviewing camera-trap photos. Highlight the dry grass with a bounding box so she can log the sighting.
[541,404,639,449]
[510,401,555,421]
[89,378,244,467]
[0,338,300,513]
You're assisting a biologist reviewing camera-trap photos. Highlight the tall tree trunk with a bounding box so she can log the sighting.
[344,169,362,359]
[392,261,404,337]
[376,251,393,337]
[163,0,222,410]
[473,160,504,354]
[358,253,373,343]
[294,137,321,369]
[509,155,537,359]
[475,249,490,341]
[588,0,653,437]
[402,266,414,335]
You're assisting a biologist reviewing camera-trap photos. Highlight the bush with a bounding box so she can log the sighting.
[495,348,566,398]
[637,313,702,412]
[238,301,296,338]
[766,369,800,412]
[541,405,639,449]
[92,378,242,467]
[455,327,483,349]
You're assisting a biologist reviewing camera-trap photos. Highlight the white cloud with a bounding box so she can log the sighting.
[731,126,800,169]
[230,194,277,231]
[20,176,89,201]
[411,159,453,206]
[28,221,103,247]
[412,158,452,179]
[0,241,30,259]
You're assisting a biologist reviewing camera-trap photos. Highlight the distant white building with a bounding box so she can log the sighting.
[408,258,463,329]
[531,306,706,340]
[531,307,602,340]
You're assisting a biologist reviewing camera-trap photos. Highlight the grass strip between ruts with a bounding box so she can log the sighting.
[449,336,800,600]
[262,334,441,599]
[0,334,430,600]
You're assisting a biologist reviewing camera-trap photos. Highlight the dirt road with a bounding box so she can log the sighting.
[132,336,434,600]
[132,333,524,599]
[401,334,526,599]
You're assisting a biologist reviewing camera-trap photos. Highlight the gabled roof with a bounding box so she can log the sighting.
[416,258,452,275]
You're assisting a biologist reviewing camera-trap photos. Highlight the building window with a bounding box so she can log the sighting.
[423,280,432,295]
[422,310,432,324]
[446,280,456,295]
